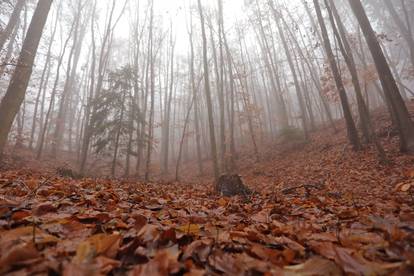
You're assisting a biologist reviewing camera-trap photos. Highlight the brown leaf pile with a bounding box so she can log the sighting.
[1,108,414,275]
[0,163,413,275]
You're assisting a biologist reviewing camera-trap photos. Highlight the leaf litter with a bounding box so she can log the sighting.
[1,115,414,275]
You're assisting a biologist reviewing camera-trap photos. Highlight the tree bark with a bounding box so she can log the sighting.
[188,13,204,176]
[326,0,371,142]
[197,0,220,184]
[269,2,309,140]
[348,0,414,152]
[313,0,361,150]
[144,0,155,182]
[0,0,53,157]
[37,21,76,160]
[382,0,414,69]
[0,0,25,51]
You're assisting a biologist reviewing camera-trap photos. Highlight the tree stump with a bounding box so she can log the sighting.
[216,174,252,197]
[56,166,81,179]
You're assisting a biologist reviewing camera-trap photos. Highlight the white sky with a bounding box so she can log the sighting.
[112,0,247,54]
[112,0,304,53]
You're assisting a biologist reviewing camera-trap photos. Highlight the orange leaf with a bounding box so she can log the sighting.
[73,233,121,264]
[0,242,40,274]
[177,224,201,236]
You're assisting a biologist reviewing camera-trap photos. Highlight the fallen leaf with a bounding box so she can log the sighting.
[0,242,40,274]
[217,198,228,207]
[129,245,180,276]
[73,233,121,264]
[284,257,342,276]
[400,183,412,192]
[137,224,160,243]
[208,252,242,275]
[0,226,59,249]
[182,240,212,263]
[177,224,201,236]
[33,201,57,216]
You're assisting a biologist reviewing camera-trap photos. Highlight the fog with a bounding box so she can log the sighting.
[0,0,413,178]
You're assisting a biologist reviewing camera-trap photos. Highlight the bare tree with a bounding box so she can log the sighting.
[348,0,414,153]
[197,0,220,183]
[0,0,53,157]
[313,0,361,150]
[0,0,25,51]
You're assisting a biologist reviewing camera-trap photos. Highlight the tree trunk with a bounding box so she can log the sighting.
[326,0,387,161]
[382,0,414,69]
[53,1,87,157]
[188,14,204,176]
[161,30,175,176]
[175,97,195,181]
[326,0,371,142]
[0,0,25,51]
[281,12,337,132]
[144,0,155,182]
[0,0,52,157]
[348,0,414,152]
[37,22,75,160]
[313,0,361,150]
[0,15,20,79]
[269,3,309,140]
[197,0,220,184]
[29,19,55,150]
[111,88,127,177]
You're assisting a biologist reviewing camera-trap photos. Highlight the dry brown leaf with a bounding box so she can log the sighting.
[0,226,59,249]
[400,183,412,192]
[0,242,40,274]
[284,257,342,276]
[129,245,180,276]
[182,240,212,263]
[73,233,121,264]
[177,224,201,236]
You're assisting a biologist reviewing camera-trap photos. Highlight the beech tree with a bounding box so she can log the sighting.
[197,0,220,183]
[348,0,414,152]
[0,0,413,175]
[313,0,361,150]
[0,0,26,51]
[0,0,53,157]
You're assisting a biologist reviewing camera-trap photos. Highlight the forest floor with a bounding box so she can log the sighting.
[1,104,414,275]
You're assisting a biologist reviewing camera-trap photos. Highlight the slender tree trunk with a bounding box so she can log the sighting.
[382,0,414,69]
[0,0,25,51]
[37,22,75,159]
[348,0,414,152]
[112,89,127,177]
[136,41,151,177]
[29,19,55,150]
[253,4,290,131]
[313,0,361,150]
[269,2,309,139]
[144,0,155,182]
[0,0,53,157]
[197,0,220,184]
[236,31,260,161]
[217,0,226,172]
[326,0,386,161]
[175,97,195,181]
[281,13,337,132]
[53,2,87,157]
[326,0,371,142]
[222,18,237,171]
[52,30,77,157]
[0,16,20,79]
[161,31,175,175]
[188,15,204,176]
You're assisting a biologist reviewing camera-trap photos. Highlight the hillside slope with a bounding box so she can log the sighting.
[0,105,413,275]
